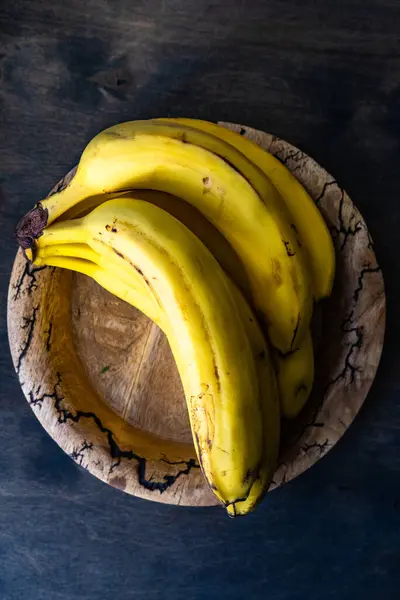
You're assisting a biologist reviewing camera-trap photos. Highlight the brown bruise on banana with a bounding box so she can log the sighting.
[202,176,212,193]
[283,240,296,257]
[193,432,204,471]
[290,223,302,248]
[200,176,226,219]
[131,264,164,310]
[243,466,260,484]
[213,363,221,392]
[271,258,282,287]
[190,384,215,454]
[112,248,125,260]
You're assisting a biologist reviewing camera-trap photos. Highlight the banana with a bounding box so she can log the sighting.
[36,197,267,506]
[36,234,313,425]
[159,118,335,300]
[33,240,160,312]
[17,120,313,352]
[57,190,252,298]
[224,286,280,517]
[33,240,280,515]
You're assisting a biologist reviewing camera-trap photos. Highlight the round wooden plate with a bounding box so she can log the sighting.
[7,123,385,507]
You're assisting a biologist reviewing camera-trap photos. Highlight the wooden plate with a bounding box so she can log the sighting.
[7,123,385,507]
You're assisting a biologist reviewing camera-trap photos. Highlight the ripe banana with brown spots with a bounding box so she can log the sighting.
[16,119,313,353]
[159,118,335,300]
[32,239,281,516]
[16,117,332,514]
[35,186,314,420]
[31,197,282,512]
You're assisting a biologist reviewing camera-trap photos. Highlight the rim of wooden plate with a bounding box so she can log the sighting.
[7,122,386,507]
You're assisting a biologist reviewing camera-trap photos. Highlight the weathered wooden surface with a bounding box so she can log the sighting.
[7,125,385,506]
[0,1,399,599]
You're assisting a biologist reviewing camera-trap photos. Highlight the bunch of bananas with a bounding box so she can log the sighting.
[16,118,334,516]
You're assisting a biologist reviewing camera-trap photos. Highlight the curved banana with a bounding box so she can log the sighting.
[36,236,313,426]
[58,189,252,298]
[17,120,312,352]
[273,330,314,419]
[33,240,280,515]
[33,240,160,313]
[159,118,335,300]
[36,197,266,506]
[224,286,280,517]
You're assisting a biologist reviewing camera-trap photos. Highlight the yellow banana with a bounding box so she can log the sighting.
[33,240,280,515]
[224,286,279,517]
[36,197,266,507]
[159,118,335,300]
[17,120,312,352]
[36,236,313,426]
[16,118,322,513]
[33,240,161,314]
[58,190,252,298]
[273,330,314,419]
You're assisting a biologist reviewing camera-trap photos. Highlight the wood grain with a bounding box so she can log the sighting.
[7,123,385,506]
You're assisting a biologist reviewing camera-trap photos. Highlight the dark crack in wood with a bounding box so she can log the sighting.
[70,441,94,465]
[302,439,330,455]
[353,263,381,305]
[325,319,364,390]
[277,148,304,167]
[329,188,363,251]
[29,374,199,494]
[16,306,39,374]
[314,179,337,206]
[45,321,53,352]
[27,371,62,409]
[13,260,47,301]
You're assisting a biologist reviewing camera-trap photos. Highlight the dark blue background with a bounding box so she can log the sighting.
[0,1,399,598]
